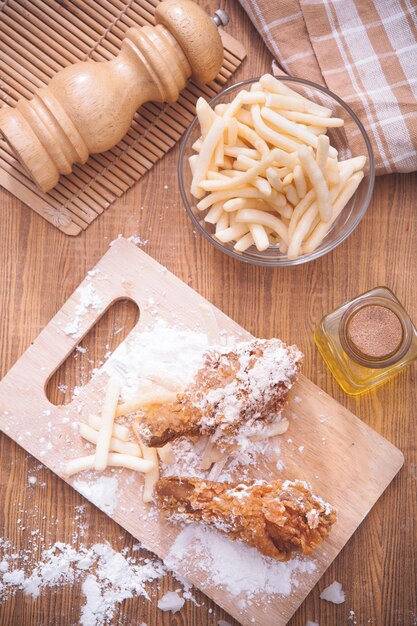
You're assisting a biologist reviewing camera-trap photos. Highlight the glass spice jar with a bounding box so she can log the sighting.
[314,286,417,395]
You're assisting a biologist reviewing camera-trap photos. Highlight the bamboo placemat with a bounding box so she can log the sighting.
[0,0,246,235]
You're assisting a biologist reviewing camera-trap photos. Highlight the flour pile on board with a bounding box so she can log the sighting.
[73,476,119,516]
[0,541,166,626]
[64,282,103,337]
[164,524,316,610]
[101,318,211,401]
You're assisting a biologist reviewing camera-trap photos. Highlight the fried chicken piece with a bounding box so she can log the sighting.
[134,338,302,448]
[155,477,336,561]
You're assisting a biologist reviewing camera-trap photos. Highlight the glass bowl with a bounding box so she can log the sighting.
[178,76,375,266]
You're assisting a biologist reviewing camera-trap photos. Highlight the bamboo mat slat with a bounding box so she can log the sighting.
[0,0,246,235]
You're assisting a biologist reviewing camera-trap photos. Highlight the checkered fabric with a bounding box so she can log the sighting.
[239,0,417,174]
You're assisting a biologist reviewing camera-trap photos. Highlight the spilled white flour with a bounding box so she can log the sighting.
[157,590,185,613]
[73,476,119,516]
[0,541,166,626]
[164,524,316,610]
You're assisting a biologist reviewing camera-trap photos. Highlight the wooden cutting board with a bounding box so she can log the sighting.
[0,238,403,626]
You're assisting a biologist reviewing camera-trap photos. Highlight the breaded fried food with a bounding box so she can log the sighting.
[155,476,336,561]
[134,338,302,448]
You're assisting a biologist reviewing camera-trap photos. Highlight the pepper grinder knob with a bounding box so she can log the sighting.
[0,0,227,193]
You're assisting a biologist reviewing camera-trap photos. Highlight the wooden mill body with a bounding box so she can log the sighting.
[0,0,225,192]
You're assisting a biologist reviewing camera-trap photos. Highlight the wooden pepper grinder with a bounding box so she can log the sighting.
[0,0,229,193]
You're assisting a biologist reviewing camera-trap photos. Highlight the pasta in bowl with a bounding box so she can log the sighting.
[178,75,374,266]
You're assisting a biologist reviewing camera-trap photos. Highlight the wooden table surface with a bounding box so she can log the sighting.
[0,2,416,625]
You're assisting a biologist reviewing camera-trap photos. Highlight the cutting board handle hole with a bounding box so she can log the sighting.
[45,298,139,405]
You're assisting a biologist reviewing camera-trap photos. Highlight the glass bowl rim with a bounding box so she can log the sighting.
[178,75,375,267]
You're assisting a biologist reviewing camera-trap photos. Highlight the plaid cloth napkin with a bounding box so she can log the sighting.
[239,0,417,174]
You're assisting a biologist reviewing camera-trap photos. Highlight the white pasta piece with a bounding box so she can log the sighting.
[235,209,289,244]
[234,232,255,252]
[215,211,229,233]
[254,176,272,196]
[285,183,299,206]
[235,108,253,127]
[266,93,310,112]
[240,91,267,104]
[236,121,270,157]
[215,223,249,242]
[223,197,267,212]
[196,97,216,138]
[250,81,263,92]
[214,134,224,168]
[288,204,319,259]
[324,167,340,186]
[235,154,259,170]
[249,418,290,440]
[276,202,293,219]
[214,103,228,115]
[289,189,316,239]
[204,201,225,223]
[65,453,154,477]
[276,110,344,127]
[198,148,287,192]
[79,423,142,457]
[188,154,198,176]
[139,442,159,503]
[338,155,367,174]
[192,137,202,152]
[249,223,270,251]
[316,134,330,171]
[298,146,332,222]
[308,126,327,136]
[222,92,244,124]
[293,164,307,198]
[223,155,234,169]
[157,443,175,466]
[207,170,243,181]
[226,117,238,146]
[115,390,178,417]
[259,74,332,117]
[94,378,120,471]
[251,104,301,152]
[261,107,338,158]
[266,167,283,192]
[191,116,225,198]
[303,171,364,253]
[282,172,294,186]
[201,440,226,470]
[197,187,266,211]
[88,414,130,442]
[197,301,220,345]
[223,146,259,159]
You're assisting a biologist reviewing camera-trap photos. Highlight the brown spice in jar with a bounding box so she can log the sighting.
[346,305,403,360]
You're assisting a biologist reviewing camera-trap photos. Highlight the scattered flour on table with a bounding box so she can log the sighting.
[0,541,166,626]
[73,476,118,516]
[157,590,185,613]
[164,524,316,610]
[320,580,345,604]
[109,234,148,248]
